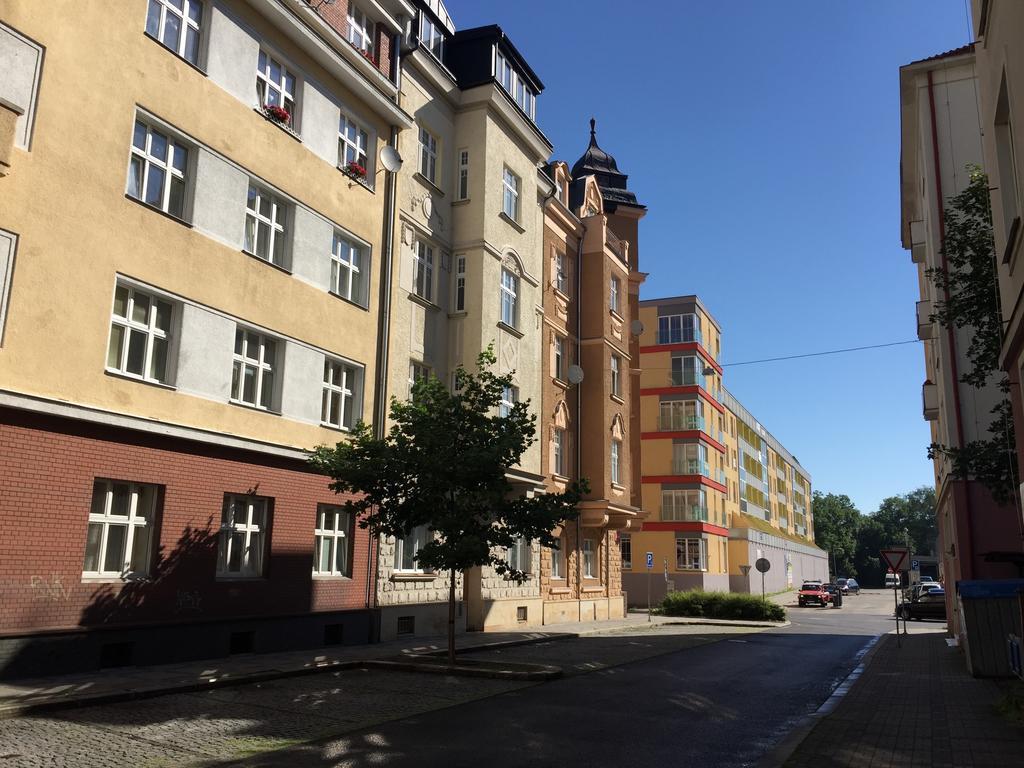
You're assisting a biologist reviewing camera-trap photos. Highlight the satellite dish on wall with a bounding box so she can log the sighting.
[630,320,644,336]
[380,145,403,173]
[567,365,585,384]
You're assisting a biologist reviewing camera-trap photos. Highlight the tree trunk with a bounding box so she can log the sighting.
[448,568,456,664]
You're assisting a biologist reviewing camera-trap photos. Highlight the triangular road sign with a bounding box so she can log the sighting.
[880,548,909,572]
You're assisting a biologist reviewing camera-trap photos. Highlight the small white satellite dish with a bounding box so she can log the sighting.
[567,365,584,384]
[630,320,644,336]
[380,145,403,173]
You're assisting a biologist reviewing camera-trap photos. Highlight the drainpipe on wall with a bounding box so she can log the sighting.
[576,231,584,617]
[928,69,976,579]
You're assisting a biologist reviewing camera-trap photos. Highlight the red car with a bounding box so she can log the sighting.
[797,581,831,607]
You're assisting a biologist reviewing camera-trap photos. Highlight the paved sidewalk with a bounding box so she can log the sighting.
[783,627,1024,768]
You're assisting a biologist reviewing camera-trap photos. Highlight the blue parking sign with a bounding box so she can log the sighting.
[911,559,920,570]
[646,552,654,569]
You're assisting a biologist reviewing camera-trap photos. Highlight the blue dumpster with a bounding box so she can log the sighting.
[956,579,1024,678]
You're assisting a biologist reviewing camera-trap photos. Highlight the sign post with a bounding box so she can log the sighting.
[755,557,771,606]
[881,547,909,646]
[646,551,654,623]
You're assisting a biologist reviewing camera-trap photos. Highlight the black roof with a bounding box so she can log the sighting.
[446,25,544,93]
[569,119,644,211]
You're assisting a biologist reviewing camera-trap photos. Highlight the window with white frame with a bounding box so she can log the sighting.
[419,126,437,184]
[508,536,531,573]
[346,4,374,55]
[610,276,620,314]
[554,251,568,294]
[395,524,430,571]
[453,255,466,312]
[663,489,708,522]
[322,358,360,430]
[619,533,632,570]
[256,50,296,126]
[83,479,159,578]
[610,354,622,397]
[551,538,564,579]
[414,240,434,301]
[553,427,566,476]
[419,13,445,59]
[107,284,174,384]
[409,360,431,399]
[494,50,535,120]
[502,167,520,221]
[231,328,277,410]
[670,355,701,386]
[583,538,596,578]
[554,335,565,381]
[457,149,469,200]
[331,232,367,306]
[218,494,270,578]
[659,399,704,431]
[145,0,203,65]
[127,119,189,218]
[611,439,622,484]
[675,536,707,571]
[339,113,369,171]
[500,268,518,327]
[658,313,701,344]
[499,385,518,417]
[314,505,352,577]
[244,184,288,266]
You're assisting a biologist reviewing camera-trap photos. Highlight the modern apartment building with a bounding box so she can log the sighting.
[0,0,413,677]
[899,41,1023,637]
[628,296,824,603]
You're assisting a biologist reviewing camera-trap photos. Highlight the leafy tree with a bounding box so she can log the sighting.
[810,492,861,578]
[872,486,938,556]
[310,348,586,663]
[927,166,1019,504]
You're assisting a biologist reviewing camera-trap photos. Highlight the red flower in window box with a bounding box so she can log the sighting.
[263,104,291,124]
[360,48,377,67]
[344,161,367,179]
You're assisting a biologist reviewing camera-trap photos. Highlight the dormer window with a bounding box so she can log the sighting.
[494,49,535,120]
[347,5,374,56]
[420,13,445,59]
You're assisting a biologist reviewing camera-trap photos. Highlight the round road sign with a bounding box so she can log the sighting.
[755,557,771,573]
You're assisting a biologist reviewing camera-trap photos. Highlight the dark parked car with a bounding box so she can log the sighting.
[899,588,946,621]
[836,578,860,595]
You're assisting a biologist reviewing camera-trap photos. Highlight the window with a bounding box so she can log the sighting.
[554,251,568,293]
[314,505,352,576]
[500,268,518,327]
[395,524,430,571]
[231,328,277,410]
[502,168,520,221]
[409,360,431,399]
[610,355,621,397]
[331,232,367,305]
[583,539,596,578]
[419,13,444,59]
[83,480,159,578]
[244,184,288,267]
[346,4,374,54]
[675,536,707,571]
[322,358,360,430]
[256,50,296,126]
[611,439,622,484]
[107,285,173,384]
[553,427,566,476]
[414,241,434,301]
[609,276,620,314]
[494,50,535,120]
[457,149,469,200]
[127,119,188,218]
[339,113,369,170]
[670,355,701,386]
[218,494,269,577]
[674,442,709,476]
[659,399,703,431]
[145,0,203,64]
[554,336,565,381]
[453,255,466,311]
[551,539,564,579]
[658,313,701,344]
[499,385,518,417]
[995,76,1021,241]
[508,537,531,572]
[619,533,632,570]
[419,126,437,184]
[663,489,708,522]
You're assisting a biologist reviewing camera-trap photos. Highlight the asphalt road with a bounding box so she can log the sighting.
[234,591,900,768]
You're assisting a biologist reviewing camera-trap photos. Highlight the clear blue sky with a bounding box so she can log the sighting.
[446,0,971,514]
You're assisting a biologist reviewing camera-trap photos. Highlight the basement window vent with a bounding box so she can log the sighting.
[323,623,344,646]
[229,630,255,655]
[516,606,528,622]
[396,616,415,635]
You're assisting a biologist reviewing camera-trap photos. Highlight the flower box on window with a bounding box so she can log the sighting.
[263,104,291,125]
[342,161,367,181]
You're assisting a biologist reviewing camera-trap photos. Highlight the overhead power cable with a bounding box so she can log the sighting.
[719,339,920,368]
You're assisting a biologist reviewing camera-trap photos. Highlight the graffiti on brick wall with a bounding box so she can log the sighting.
[29,574,72,601]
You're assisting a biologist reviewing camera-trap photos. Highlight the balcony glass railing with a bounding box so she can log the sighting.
[659,414,705,431]
[670,372,701,387]
[658,329,702,345]
[675,459,710,477]
[688,505,708,522]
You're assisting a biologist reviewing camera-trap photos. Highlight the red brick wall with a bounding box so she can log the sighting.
[0,408,374,635]
[311,0,393,78]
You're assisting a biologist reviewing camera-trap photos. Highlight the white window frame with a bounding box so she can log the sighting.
[554,251,568,294]
[231,328,278,410]
[256,49,297,126]
[508,536,531,573]
[83,479,159,579]
[554,335,565,381]
[662,489,708,522]
[314,504,352,577]
[338,113,369,171]
[453,255,466,312]
[551,539,564,579]
[457,149,469,200]
[409,360,431,399]
[553,427,566,476]
[583,539,597,579]
[145,0,203,65]
[500,268,518,327]
[499,385,518,418]
[245,183,289,267]
[502,167,520,221]
[494,49,535,120]
[610,354,621,397]
[675,536,707,571]
[106,284,174,384]
[610,276,620,314]
[419,126,438,184]
[331,232,366,306]
[619,533,632,570]
[346,4,374,54]
[414,240,434,301]
[395,524,431,572]
[658,313,701,344]
[127,119,189,218]
[218,494,270,578]
[322,357,360,430]
[611,439,622,485]
[419,13,444,59]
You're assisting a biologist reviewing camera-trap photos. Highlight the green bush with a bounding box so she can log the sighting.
[660,590,786,622]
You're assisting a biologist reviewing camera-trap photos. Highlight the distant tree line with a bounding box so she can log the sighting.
[810,487,937,588]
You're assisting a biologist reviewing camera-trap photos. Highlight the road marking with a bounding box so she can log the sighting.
[727,639,748,643]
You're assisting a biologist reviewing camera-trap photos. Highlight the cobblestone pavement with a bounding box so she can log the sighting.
[0,624,754,767]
